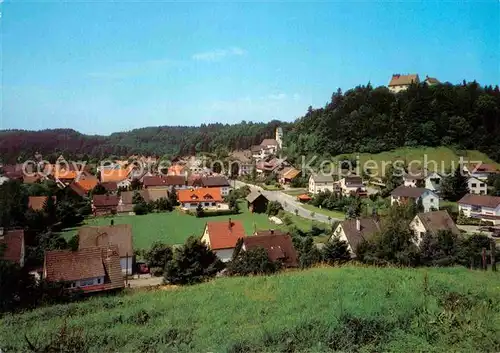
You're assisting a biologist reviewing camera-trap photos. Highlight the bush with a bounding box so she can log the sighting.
[187,208,238,217]
[227,247,281,276]
[267,201,283,216]
[322,237,351,265]
[144,242,173,272]
[133,203,149,215]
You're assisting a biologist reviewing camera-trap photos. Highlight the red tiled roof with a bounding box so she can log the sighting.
[205,220,246,250]
[388,74,419,86]
[92,194,119,207]
[29,196,56,211]
[458,194,500,208]
[78,224,133,258]
[178,187,223,204]
[44,246,124,292]
[101,182,118,192]
[297,194,312,201]
[100,169,130,183]
[244,231,298,267]
[0,230,24,264]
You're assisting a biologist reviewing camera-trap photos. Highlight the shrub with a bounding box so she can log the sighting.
[227,247,281,276]
[322,237,351,265]
[144,242,173,271]
[133,203,149,215]
[267,201,283,216]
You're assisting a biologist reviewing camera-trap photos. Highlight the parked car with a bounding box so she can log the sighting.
[136,262,150,274]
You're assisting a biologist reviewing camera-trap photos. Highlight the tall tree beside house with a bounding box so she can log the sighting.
[266,201,284,216]
[382,163,404,194]
[43,193,57,229]
[144,242,173,274]
[487,174,500,196]
[0,180,28,228]
[322,238,351,265]
[164,236,224,285]
[296,236,322,269]
[130,178,142,191]
[441,165,469,201]
[168,187,178,206]
[132,191,146,205]
[227,247,280,276]
[195,203,205,218]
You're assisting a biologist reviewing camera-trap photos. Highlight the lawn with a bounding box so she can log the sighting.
[334,146,500,177]
[2,266,499,352]
[283,188,308,196]
[62,201,288,250]
[301,203,345,220]
[440,200,458,212]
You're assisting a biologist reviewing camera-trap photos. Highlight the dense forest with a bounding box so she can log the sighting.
[1,81,499,163]
[286,81,500,163]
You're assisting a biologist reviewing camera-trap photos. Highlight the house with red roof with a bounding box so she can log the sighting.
[0,229,25,267]
[92,194,119,216]
[177,187,225,210]
[28,196,57,211]
[43,245,124,293]
[243,230,298,267]
[201,219,246,262]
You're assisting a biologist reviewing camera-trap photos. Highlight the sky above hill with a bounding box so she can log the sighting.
[1,1,499,135]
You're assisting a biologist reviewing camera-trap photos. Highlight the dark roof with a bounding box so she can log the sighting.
[246,191,268,203]
[338,218,381,251]
[344,176,363,186]
[92,194,119,207]
[101,181,118,192]
[147,189,169,202]
[310,174,334,183]
[0,230,24,264]
[251,145,263,153]
[120,190,150,204]
[403,170,425,180]
[78,224,133,258]
[391,185,431,198]
[416,210,460,236]
[69,182,87,197]
[425,76,440,84]
[44,246,124,292]
[243,232,298,267]
[458,194,500,208]
[166,175,186,186]
[143,175,185,187]
[201,176,230,187]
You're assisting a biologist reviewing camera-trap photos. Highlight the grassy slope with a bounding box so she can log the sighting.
[62,201,317,249]
[334,147,500,176]
[1,266,499,352]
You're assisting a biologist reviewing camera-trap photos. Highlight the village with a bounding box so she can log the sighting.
[1,119,500,294]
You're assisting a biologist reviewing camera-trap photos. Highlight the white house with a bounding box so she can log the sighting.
[338,176,366,197]
[390,185,439,212]
[388,74,420,93]
[467,177,487,195]
[275,127,283,149]
[463,163,500,181]
[403,171,425,188]
[309,174,335,194]
[409,210,461,246]
[424,172,442,193]
[458,194,500,225]
[330,218,381,257]
[177,187,226,210]
[201,220,246,262]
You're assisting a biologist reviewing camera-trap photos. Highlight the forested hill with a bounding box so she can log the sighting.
[0,121,286,162]
[1,81,499,163]
[286,81,500,162]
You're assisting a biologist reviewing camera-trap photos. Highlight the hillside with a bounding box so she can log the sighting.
[1,81,499,165]
[1,266,499,352]
[334,146,500,175]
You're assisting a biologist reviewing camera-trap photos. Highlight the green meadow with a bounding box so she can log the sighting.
[1,266,499,352]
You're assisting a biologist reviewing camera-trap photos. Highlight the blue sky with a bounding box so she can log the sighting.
[1,1,499,135]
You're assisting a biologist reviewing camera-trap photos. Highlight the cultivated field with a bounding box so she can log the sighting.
[1,266,499,352]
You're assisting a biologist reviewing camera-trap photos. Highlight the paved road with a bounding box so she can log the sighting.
[234,180,342,224]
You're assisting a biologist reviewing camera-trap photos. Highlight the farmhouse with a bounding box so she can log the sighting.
[390,186,439,212]
[458,194,500,225]
[101,181,118,193]
[92,194,119,216]
[43,245,124,293]
[331,218,381,257]
[201,219,246,262]
[424,172,442,193]
[409,210,460,245]
[467,177,487,195]
[69,176,98,197]
[0,229,25,266]
[278,167,301,185]
[99,168,131,189]
[388,74,420,93]
[200,176,232,196]
[403,170,425,188]
[463,163,500,181]
[246,191,269,213]
[78,224,134,275]
[308,174,335,194]
[177,187,224,210]
[118,190,150,213]
[143,175,187,190]
[242,230,298,267]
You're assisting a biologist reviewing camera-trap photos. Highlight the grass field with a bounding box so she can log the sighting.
[2,266,499,352]
[334,147,500,177]
[62,201,317,250]
[283,188,308,196]
[301,203,345,220]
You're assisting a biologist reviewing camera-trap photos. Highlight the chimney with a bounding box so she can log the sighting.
[356,218,361,231]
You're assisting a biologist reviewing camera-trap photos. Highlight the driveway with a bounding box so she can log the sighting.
[234,180,342,224]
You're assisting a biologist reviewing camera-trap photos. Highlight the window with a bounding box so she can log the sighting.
[471,183,477,188]
[435,179,440,184]
[471,205,482,212]
[420,232,425,238]
[480,183,485,187]
[80,279,95,287]
[204,202,209,206]
[211,202,216,206]
[430,198,434,203]
[97,278,101,284]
